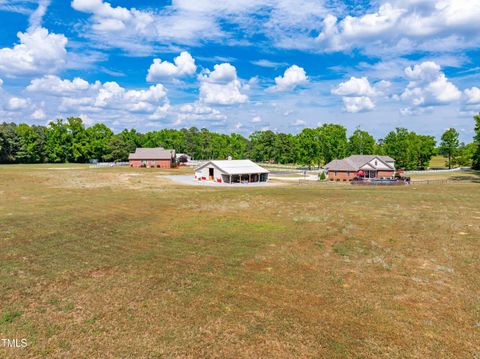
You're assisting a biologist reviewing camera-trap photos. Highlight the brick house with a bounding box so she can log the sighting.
[324,155,395,181]
[128,148,176,168]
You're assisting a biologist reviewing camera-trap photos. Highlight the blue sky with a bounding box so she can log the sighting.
[0,0,479,142]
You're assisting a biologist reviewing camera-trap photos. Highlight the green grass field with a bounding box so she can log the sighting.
[0,165,479,358]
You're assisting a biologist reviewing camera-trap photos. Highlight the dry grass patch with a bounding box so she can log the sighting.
[0,165,479,358]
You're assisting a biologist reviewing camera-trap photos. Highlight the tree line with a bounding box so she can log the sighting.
[1,115,479,170]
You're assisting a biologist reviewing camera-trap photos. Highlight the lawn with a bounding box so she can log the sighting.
[0,165,479,358]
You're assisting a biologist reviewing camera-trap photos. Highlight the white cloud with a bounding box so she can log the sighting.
[27,75,94,95]
[149,103,171,120]
[331,76,389,113]
[268,65,308,92]
[0,78,3,87]
[177,102,226,121]
[342,96,375,113]
[94,82,168,113]
[317,1,480,55]
[293,118,306,126]
[331,76,377,97]
[24,75,171,125]
[70,0,329,53]
[146,51,197,81]
[32,108,46,120]
[251,59,288,68]
[465,87,480,104]
[199,63,248,105]
[251,115,262,123]
[6,97,29,110]
[0,27,67,77]
[28,0,51,30]
[401,61,461,108]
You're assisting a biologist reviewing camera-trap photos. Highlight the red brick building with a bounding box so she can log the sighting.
[128,148,176,168]
[324,155,395,181]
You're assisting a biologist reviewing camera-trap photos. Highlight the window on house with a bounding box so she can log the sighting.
[375,160,378,166]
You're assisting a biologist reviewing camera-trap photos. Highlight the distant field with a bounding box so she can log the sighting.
[0,165,479,358]
[429,155,448,168]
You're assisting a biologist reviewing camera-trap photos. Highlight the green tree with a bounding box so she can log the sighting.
[181,127,201,159]
[16,124,47,163]
[104,135,135,162]
[414,135,436,169]
[383,128,414,169]
[317,124,347,164]
[249,130,277,162]
[67,117,89,162]
[296,128,321,168]
[273,133,297,164]
[347,129,375,155]
[228,133,249,159]
[0,122,19,163]
[46,119,73,163]
[452,143,475,167]
[439,128,459,169]
[472,114,480,170]
[86,123,113,161]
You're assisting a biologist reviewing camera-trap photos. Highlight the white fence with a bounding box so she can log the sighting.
[90,162,129,168]
[404,167,465,175]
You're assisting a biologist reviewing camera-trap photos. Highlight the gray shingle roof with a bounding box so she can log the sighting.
[324,155,395,171]
[128,147,175,160]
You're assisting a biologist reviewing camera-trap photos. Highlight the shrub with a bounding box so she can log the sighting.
[178,155,189,164]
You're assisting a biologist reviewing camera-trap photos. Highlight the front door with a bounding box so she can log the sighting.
[366,170,377,178]
[209,168,214,180]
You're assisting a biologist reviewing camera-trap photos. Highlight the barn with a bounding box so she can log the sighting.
[195,160,269,183]
[128,147,176,168]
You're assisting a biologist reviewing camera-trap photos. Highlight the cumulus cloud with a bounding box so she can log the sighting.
[70,0,328,53]
[146,51,197,81]
[94,82,168,113]
[400,61,461,109]
[268,65,308,92]
[342,97,375,113]
[251,116,262,123]
[27,75,94,95]
[6,97,30,110]
[32,108,46,120]
[0,78,3,87]
[25,74,171,124]
[0,27,68,77]
[317,1,480,55]
[199,63,248,105]
[177,102,226,121]
[465,87,480,104]
[331,76,389,113]
[331,76,377,97]
[71,0,206,52]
